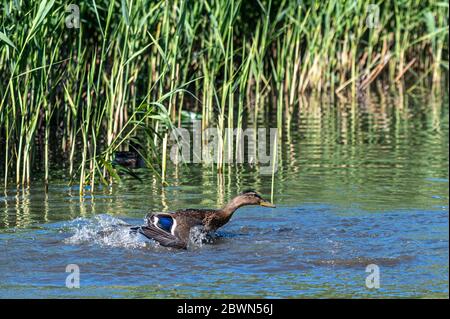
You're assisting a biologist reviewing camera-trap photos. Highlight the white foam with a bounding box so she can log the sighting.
[188,226,213,248]
[64,214,150,249]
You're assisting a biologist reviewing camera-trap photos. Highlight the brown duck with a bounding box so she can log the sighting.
[134,190,275,249]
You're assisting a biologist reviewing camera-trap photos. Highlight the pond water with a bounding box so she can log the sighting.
[0,95,448,298]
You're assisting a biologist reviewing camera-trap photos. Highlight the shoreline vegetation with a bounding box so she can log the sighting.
[0,0,448,192]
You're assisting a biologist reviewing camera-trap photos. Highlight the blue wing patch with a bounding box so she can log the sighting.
[156,215,174,233]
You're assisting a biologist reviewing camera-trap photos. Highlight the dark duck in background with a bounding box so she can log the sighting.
[132,190,275,249]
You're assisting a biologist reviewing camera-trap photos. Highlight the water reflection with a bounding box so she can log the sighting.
[0,93,448,227]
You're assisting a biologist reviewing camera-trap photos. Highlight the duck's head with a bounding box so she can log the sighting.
[225,190,276,212]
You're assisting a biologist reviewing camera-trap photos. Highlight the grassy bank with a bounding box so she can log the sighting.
[0,0,448,190]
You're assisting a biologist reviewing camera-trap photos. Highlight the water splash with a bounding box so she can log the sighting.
[64,214,150,249]
[64,214,214,250]
[188,226,213,248]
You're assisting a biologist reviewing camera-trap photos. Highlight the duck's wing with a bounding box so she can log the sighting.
[138,223,187,249]
[138,213,189,249]
[138,211,209,249]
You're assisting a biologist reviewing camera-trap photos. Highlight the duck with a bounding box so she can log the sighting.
[132,190,275,249]
[112,151,145,169]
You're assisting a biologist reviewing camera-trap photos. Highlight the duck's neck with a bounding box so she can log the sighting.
[221,197,245,217]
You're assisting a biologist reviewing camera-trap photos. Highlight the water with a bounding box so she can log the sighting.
[0,95,448,298]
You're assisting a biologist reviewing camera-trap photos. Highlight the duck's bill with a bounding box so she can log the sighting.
[260,201,276,208]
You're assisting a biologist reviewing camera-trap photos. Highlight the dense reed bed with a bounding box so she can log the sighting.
[0,0,448,191]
